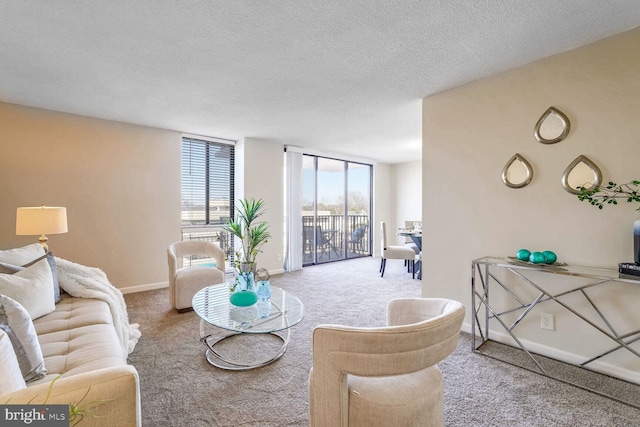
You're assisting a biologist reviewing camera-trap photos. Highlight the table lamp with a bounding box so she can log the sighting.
[16,206,68,252]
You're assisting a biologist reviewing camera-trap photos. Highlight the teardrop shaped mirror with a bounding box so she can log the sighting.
[534,107,570,144]
[502,153,533,188]
[561,155,602,194]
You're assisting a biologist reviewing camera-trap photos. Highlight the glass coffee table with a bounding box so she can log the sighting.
[192,283,305,370]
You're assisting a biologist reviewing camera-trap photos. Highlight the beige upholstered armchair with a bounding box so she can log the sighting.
[167,241,226,312]
[309,298,465,427]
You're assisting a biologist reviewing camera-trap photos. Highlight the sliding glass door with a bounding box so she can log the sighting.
[302,154,371,265]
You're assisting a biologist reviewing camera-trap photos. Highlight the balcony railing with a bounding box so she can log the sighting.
[181,214,370,268]
[302,214,370,264]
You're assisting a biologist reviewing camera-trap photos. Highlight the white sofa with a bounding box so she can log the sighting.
[0,245,140,427]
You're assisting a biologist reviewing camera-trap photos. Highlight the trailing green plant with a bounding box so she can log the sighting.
[223,198,271,266]
[5,374,111,426]
[578,180,640,211]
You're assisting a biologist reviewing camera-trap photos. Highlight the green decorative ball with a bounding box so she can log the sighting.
[529,252,546,264]
[230,291,258,307]
[516,249,531,261]
[542,250,557,264]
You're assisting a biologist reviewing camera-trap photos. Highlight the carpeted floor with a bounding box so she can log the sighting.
[124,257,640,426]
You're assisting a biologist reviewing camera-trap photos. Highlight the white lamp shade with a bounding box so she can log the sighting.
[16,206,68,236]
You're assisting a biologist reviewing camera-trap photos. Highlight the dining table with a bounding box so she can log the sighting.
[398,229,422,279]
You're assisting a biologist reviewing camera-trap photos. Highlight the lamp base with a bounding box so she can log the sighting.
[38,235,49,252]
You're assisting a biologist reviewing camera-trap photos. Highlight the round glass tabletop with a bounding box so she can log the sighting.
[192,283,305,334]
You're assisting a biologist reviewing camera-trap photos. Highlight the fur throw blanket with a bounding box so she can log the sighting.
[55,257,141,356]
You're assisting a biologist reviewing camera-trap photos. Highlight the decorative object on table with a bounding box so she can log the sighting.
[255,268,272,318]
[501,154,533,188]
[230,261,257,306]
[15,206,68,252]
[619,262,640,277]
[533,106,570,144]
[577,180,640,211]
[577,180,640,265]
[516,249,531,261]
[512,249,561,266]
[542,250,557,264]
[224,198,271,305]
[636,220,640,265]
[561,155,602,195]
[529,251,547,264]
[255,268,271,300]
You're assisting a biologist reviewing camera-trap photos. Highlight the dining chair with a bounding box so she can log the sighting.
[380,221,416,278]
[167,240,226,312]
[309,298,465,427]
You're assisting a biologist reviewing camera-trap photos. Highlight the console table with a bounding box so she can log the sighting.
[471,256,640,408]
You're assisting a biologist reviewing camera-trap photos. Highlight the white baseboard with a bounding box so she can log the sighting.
[119,281,168,294]
[461,322,640,385]
[119,269,286,294]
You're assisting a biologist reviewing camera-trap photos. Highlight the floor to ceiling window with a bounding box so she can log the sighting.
[302,154,372,265]
[181,136,235,266]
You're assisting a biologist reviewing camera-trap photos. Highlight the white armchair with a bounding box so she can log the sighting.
[309,298,465,427]
[167,241,226,312]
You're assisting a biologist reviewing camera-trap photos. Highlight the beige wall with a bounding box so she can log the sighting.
[373,162,393,257]
[237,137,285,274]
[0,102,182,289]
[0,102,394,288]
[422,27,640,380]
[390,160,422,246]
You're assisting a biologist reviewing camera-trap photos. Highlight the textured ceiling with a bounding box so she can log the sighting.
[1,1,640,163]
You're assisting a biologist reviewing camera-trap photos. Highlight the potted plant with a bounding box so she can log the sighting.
[578,180,640,264]
[577,180,640,210]
[223,198,271,294]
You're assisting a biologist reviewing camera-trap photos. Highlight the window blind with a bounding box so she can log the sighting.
[181,137,235,227]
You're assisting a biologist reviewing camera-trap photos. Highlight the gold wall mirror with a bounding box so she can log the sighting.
[534,107,570,144]
[561,155,602,195]
[502,153,533,188]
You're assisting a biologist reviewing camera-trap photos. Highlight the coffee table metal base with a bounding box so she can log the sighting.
[199,319,291,370]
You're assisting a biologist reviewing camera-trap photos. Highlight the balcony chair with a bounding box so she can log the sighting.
[309,298,465,427]
[317,225,341,258]
[167,240,225,313]
[380,221,416,278]
[348,224,367,255]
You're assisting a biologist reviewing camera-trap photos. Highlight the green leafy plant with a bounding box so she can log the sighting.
[578,180,640,211]
[6,374,111,426]
[223,198,271,266]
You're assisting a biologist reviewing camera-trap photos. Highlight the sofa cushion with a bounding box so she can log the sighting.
[0,329,27,394]
[23,252,61,304]
[0,258,55,319]
[29,295,125,385]
[0,261,23,274]
[0,295,46,382]
[0,243,46,266]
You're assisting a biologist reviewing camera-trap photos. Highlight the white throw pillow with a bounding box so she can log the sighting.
[0,243,46,266]
[0,259,55,319]
[0,295,46,383]
[0,329,27,394]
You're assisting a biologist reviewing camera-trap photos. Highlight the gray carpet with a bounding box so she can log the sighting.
[124,257,640,426]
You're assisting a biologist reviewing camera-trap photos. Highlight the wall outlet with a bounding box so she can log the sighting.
[541,313,555,331]
[276,254,282,262]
